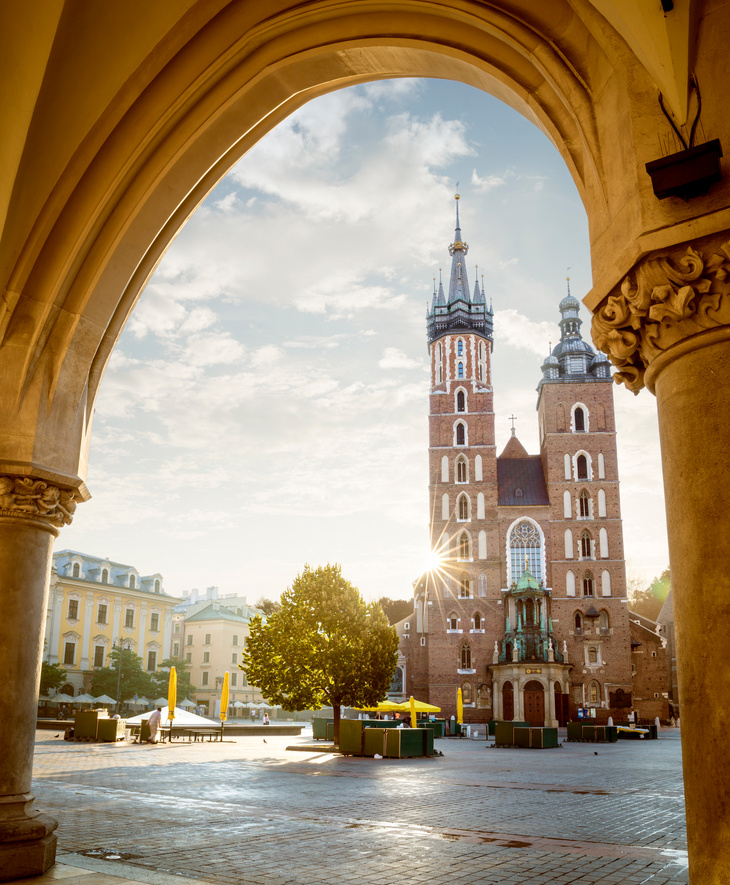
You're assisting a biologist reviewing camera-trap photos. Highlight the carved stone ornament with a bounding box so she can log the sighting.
[592,236,730,392]
[0,475,78,527]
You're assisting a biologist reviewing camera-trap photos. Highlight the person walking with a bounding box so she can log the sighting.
[147,706,162,743]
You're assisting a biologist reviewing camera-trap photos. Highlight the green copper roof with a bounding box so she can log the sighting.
[515,568,540,591]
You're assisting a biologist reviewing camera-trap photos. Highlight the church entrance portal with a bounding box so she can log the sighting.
[524,680,544,727]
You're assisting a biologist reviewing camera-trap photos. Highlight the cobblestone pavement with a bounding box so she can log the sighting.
[29,728,689,885]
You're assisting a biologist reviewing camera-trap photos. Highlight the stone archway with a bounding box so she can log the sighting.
[523,679,545,727]
[2,4,730,883]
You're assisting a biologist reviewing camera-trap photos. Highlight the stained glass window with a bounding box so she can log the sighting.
[509,520,542,582]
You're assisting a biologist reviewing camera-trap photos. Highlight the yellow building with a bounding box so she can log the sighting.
[177,602,265,717]
[45,550,180,696]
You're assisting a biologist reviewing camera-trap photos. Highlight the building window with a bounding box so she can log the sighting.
[186,652,192,663]
[588,646,598,663]
[589,681,600,704]
[201,672,209,686]
[456,390,465,412]
[174,622,180,633]
[231,672,237,687]
[599,611,609,632]
[458,495,469,520]
[509,519,542,583]
[458,532,470,560]
[72,562,80,578]
[129,574,136,589]
[125,609,135,629]
[447,613,458,630]
[97,603,107,624]
[583,571,595,596]
[147,650,157,671]
[232,634,239,646]
[187,635,193,645]
[478,573,487,597]
[458,362,464,378]
[457,339,464,356]
[68,599,79,620]
[456,423,465,445]
[173,642,180,656]
[459,574,470,598]
[574,407,586,432]
[101,568,108,582]
[460,645,472,669]
[473,612,482,630]
[203,652,210,663]
[154,579,160,593]
[462,682,473,704]
[580,531,592,559]
[204,633,211,645]
[63,642,75,665]
[150,613,159,632]
[577,454,588,480]
[93,646,105,668]
[232,653,238,664]
[579,490,590,518]
[456,457,467,483]
[574,612,583,632]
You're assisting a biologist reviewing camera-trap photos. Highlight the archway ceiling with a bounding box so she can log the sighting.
[0,0,707,488]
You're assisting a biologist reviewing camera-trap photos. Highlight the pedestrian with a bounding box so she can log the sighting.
[147,706,162,743]
[263,712,270,725]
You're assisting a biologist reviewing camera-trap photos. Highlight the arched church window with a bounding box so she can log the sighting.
[473,612,482,629]
[456,423,466,446]
[447,613,458,630]
[458,340,464,356]
[456,457,467,483]
[575,612,583,632]
[72,562,80,578]
[478,572,487,597]
[460,645,472,669]
[509,519,542,583]
[459,574,470,598]
[580,531,592,559]
[458,532,470,560]
[589,681,600,704]
[458,362,464,378]
[462,681,473,703]
[583,571,595,596]
[599,611,609,632]
[577,454,588,480]
[457,390,465,412]
[574,407,586,432]
[579,490,590,518]
[458,495,469,520]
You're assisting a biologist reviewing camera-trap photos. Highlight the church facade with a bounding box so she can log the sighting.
[396,199,634,726]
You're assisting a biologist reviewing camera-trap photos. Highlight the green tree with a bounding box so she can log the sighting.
[628,567,671,620]
[90,647,155,707]
[40,661,66,695]
[255,597,281,616]
[150,657,194,700]
[242,564,399,744]
[377,596,413,626]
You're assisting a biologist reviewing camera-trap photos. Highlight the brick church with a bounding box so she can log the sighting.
[394,197,634,726]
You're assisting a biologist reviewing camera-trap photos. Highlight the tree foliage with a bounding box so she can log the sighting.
[628,567,671,620]
[242,564,399,743]
[150,657,194,700]
[255,597,282,616]
[90,647,155,703]
[377,596,413,626]
[40,661,67,695]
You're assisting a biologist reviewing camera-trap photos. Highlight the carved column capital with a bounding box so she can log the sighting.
[0,475,79,529]
[591,232,730,393]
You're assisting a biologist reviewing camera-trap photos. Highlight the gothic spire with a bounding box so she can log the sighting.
[447,194,471,305]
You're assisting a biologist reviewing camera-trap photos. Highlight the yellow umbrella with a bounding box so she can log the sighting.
[167,666,177,722]
[409,696,418,729]
[219,671,230,722]
[457,687,463,725]
[391,699,441,713]
[355,701,403,713]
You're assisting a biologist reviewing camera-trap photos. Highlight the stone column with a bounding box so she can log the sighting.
[0,476,78,880]
[591,231,730,885]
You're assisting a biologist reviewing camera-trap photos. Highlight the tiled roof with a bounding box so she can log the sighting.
[498,434,530,459]
[497,456,549,506]
[185,603,254,624]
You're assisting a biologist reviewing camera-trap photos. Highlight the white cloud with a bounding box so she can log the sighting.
[378,347,422,370]
[471,169,505,192]
[494,308,554,356]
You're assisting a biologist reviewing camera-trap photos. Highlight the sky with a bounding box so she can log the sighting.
[57,78,669,603]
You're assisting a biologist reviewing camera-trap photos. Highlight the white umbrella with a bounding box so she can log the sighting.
[233,701,246,708]
[94,694,117,705]
[52,693,75,703]
[178,698,196,709]
[152,696,168,706]
[125,707,217,725]
[71,693,97,704]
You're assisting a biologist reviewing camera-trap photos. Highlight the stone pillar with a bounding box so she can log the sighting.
[0,476,78,881]
[591,231,730,885]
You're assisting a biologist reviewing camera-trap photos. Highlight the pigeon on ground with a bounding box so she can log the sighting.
[263,739,267,744]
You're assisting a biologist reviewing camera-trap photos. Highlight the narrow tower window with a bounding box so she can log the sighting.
[579,490,590,518]
[458,362,464,378]
[456,390,465,412]
[577,454,588,480]
[456,457,467,483]
[456,423,465,446]
[460,645,472,669]
[458,340,464,356]
[574,407,585,432]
